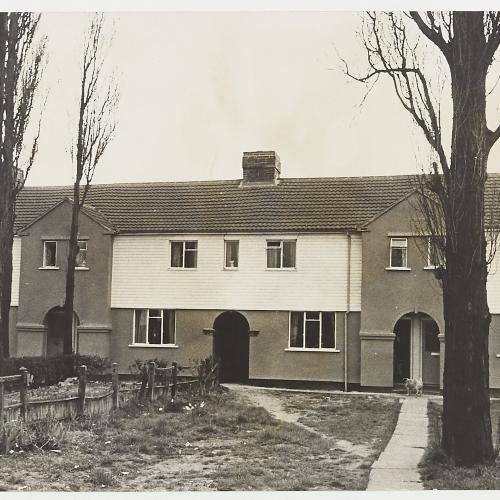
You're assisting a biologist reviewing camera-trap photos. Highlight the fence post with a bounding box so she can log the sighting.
[78,365,87,415]
[171,361,178,399]
[112,362,119,410]
[216,363,220,387]
[19,367,28,422]
[0,381,4,436]
[148,361,156,401]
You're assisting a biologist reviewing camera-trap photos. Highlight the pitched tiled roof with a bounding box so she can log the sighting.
[14,173,500,234]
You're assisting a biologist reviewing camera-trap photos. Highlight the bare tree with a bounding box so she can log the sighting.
[0,12,45,365]
[62,13,118,354]
[345,11,500,465]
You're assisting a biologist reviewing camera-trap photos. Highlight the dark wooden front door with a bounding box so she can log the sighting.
[393,317,411,383]
[214,311,249,383]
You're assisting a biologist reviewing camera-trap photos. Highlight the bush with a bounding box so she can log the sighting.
[2,354,110,387]
[0,416,67,453]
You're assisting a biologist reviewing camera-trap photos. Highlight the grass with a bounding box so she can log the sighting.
[0,388,401,491]
[420,399,500,489]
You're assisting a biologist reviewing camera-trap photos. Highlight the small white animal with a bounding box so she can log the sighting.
[403,377,423,396]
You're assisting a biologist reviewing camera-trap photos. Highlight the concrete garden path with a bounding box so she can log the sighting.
[224,384,430,491]
[366,395,428,491]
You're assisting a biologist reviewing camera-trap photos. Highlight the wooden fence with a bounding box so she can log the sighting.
[0,360,219,431]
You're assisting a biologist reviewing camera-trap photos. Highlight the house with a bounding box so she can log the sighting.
[8,151,500,389]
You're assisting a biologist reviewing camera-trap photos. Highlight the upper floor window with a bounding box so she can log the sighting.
[42,241,57,268]
[427,237,445,268]
[390,238,408,268]
[133,309,176,345]
[171,241,197,268]
[289,311,336,350]
[224,240,239,268]
[267,240,296,269]
[76,240,88,268]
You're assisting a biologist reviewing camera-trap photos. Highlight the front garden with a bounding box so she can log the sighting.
[0,370,402,491]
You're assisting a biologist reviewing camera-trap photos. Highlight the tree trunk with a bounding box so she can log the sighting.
[441,12,494,465]
[0,214,14,360]
[63,184,80,355]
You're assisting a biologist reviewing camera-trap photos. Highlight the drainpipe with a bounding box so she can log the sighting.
[344,232,352,392]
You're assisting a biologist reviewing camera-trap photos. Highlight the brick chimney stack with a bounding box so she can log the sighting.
[242,151,281,184]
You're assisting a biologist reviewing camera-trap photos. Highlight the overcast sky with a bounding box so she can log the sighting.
[23,10,500,186]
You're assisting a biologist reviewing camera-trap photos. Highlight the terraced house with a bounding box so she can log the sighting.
[8,151,500,390]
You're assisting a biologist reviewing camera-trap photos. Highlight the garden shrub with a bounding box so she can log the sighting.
[1,354,110,387]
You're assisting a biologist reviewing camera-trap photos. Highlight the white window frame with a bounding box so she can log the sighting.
[131,308,177,347]
[388,237,409,269]
[42,240,58,269]
[170,240,198,269]
[426,236,445,269]
[266,239,296,269]
[75,240,89,269]
[224,240,239,269]
[286,311,339,352]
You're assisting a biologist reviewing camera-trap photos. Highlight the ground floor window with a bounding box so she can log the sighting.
[289,311,336,350]
[133,309,176,345]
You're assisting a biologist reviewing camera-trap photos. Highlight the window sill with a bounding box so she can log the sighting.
[284,348,340,353]
[430,352,440,357]
[265,268,297,271]
[128,344,179,349]
[385,267,412,271]
[424,266,438,270]
[39,266,59,270]
[223,267,239,271]
[168,267,197,271]
[76,267,89,271]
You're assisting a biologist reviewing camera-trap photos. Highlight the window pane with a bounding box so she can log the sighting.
[283,241,296,268]
[44,242,57,266]
[267,247,281,268]
[391,247,406,267]
[184,245,197,268]
[148,317,162,344]
[290,312,304,347]
[321,312,336,348]
[171,242,183,267]
[429,238,445,267]
[306,311,320,320]
[185,241,197,250]
[423,319,440,353]
[149,309,161,317]
[162,310,176,344]
[76,241,87,267]
[225,241,239,267]
[134,309,147,344]
[305,319,320,348]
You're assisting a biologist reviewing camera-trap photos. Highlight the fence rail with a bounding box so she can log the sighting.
[0,359,219,430]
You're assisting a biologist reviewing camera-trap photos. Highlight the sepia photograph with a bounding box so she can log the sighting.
[1,1,500,494]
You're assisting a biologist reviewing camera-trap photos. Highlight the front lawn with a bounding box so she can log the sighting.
[420,399,500,489]
[0,388,401,491]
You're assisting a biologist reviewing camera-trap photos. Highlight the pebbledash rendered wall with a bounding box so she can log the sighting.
[14,200,113,358]
[110,308,361,384]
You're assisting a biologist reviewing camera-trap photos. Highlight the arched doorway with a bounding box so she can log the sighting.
[393,313,440,386]
[213,311,250,383]
[44,307,79,356]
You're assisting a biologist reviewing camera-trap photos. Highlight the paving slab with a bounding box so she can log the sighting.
[366,396,428,491]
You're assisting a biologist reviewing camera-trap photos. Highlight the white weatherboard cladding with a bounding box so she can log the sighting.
[488,253,500,313]
[111,233,361,311]
[10,237,21,306]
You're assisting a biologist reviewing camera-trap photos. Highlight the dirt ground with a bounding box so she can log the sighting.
[0,386,401,491]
